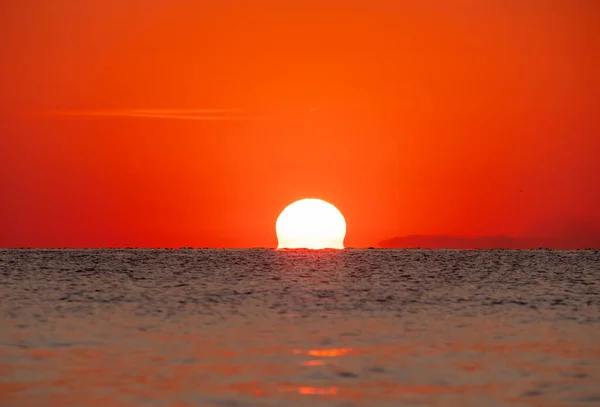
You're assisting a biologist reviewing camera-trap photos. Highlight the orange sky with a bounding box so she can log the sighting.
[1,0,599,248]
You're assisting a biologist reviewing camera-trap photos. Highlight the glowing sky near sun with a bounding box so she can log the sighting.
[0,0,599,248]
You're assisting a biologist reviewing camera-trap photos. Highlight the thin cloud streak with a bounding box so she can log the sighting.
[127,113,274,121]
[43,108,275,121]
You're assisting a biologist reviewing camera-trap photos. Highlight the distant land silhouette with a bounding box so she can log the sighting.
[379,235,600,250]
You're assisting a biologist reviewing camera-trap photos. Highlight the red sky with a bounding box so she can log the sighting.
[1,0,599,248]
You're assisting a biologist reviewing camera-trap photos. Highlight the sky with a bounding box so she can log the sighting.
[1,0,599,248]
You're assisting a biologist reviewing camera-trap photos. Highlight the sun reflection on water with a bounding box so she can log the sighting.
[302,359,326,366]
[298,386,339,395]
[293,347,352,357]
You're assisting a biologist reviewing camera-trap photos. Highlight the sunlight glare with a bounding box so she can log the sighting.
[276,199,346,249]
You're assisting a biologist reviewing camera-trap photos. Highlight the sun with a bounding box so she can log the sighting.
[276,198,346,249]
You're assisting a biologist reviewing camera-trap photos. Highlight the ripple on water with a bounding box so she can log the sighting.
[1,249,599,406]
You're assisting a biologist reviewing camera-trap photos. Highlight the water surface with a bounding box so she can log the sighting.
[1,249,599,406]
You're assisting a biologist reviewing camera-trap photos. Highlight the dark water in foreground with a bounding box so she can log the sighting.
[1,249,600,407]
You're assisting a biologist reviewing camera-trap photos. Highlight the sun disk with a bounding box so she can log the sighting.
[276,198,346,249]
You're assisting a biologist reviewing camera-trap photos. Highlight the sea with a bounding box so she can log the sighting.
[1,249,599,407]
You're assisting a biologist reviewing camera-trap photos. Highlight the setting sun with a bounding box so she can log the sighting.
[276,199,346,249]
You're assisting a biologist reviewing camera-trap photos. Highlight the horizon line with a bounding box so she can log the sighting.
[2,247,598,251]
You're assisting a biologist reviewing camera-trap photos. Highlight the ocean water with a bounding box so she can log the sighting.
[1,249,600,407]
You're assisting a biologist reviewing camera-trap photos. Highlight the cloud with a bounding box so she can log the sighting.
[42,108,275,121]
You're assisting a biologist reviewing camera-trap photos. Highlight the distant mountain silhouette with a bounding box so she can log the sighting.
[379,235,600,249]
